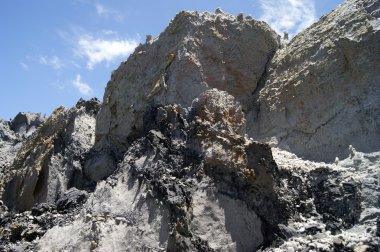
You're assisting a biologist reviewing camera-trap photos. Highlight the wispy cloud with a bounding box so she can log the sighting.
[39,55,64,70]
[20,61,29,70]
[95,3,123,21]
[72,74,93,96]
[259,0,317,36]
[77,35,138,70]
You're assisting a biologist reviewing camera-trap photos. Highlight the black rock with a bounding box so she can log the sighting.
[278,224,298,239]
[31,203,52,216]
[56,188,88,211]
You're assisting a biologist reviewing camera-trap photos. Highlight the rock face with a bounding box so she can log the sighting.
[1,0,380,251]
[253,0,380,161]
[35,90,286,251]
[95,10,278,151]
[0,113,44,196]
[265,147,380,251]
[2,99,100,212]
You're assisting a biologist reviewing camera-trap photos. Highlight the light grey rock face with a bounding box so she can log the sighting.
[2,1,380,251]
[0,113,44,197]
[252,0,380,161]
[11,112,45,138]
[95,10,278,150]
[2,99,101,211]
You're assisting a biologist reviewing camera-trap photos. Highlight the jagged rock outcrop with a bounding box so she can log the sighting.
[95,9,278,153]
[1,0,380,251]
[252,0,380,161]
[33,90,286,251]
[264,147,380,251]
[0,113,44,196]
[2,99,100,212]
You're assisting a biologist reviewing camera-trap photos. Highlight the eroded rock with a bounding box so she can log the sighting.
[2,98,100,211]
[253,0,380,162]
[95,10,278,152]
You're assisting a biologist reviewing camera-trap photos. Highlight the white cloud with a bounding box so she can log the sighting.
[39,55,64,70]
[77,35,138,69]
[20,61,29,70]
[72,74,93,96]
[95,3,123,21]
[259,0,317,36]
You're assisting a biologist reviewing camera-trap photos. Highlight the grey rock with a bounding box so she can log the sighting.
[31,203,53,216]
[56,188,88,211]
[1,1,380,251]
[252,0,380,162]
[95,10,278,153]
[2,99,100,211]
[37,90,285,251]
[11,112,44,136]
[310,170,362,227]
[0,113,44,198]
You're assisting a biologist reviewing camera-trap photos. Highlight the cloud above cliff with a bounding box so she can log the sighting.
[39,55,64,70]
[72,74,93,96]
[259,0,317,35]
[95,3,124,21]
[77,35,138,70]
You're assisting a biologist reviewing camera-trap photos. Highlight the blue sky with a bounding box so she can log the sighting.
[0,0,343,120]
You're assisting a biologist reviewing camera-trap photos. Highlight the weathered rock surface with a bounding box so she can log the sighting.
[253,0,380,162]
[2,98,100,212]
[1,0,380,251]
[263,147,380,251]
[0,113,44,196]
[95,9,278,151]
[35,90,286,251]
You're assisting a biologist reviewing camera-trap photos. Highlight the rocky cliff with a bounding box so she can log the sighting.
[254,0,380,162]
[0,0,379,251]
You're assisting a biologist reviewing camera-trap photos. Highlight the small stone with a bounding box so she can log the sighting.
[91,240,98,249]
[283,31,289,40]
[333,237,344,246]
[85,213,92,222]
[115,217,126,225]
[146,35,152,44]
[215,7,223,14]
[237,13,244,21]
[96,216,106,222]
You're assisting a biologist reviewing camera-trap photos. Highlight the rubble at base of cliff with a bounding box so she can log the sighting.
[1,0,380,251]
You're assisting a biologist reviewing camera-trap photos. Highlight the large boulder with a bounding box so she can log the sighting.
[95,10,278,151]
[252,0,380,161]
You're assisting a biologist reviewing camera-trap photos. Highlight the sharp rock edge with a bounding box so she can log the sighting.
[0,1,379,251]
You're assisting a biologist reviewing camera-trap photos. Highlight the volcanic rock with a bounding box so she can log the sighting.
[95,10,279,152]
[252,0,380,162]
[0,0,379,251]
[2,98,100,211]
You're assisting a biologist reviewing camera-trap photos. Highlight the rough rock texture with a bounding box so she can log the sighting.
[33,90,286,251]
[0,113,44,196]
[2,99,100,212]
[263,147,380,251]
[95,10,278,151]
[1,1,380,251]
[253,0,380,162]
